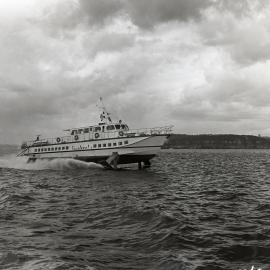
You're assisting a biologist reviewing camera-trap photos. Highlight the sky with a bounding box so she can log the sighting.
[1,0,270,144]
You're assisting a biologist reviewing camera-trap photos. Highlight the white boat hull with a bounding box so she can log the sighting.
[23,135,169,165]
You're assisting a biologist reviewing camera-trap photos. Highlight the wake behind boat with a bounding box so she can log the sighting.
[18,98,172,169]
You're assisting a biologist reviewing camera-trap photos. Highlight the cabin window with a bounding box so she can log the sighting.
[93,144,97,148]
[98,144,101,148]
[71,130,77,135]
[62,147,65,150]
[89,127,93,132]
[124,140,128,144]
[78,129,83,134]
[118,142,122,146]
[41,149,43,152]
[94,126,101,132]
[103,143,106,147]
[58,147,61,150]
[115,124,120,130]
[113,142,117,146]
[38,148,40,152]
[108,143,111,147]
[66,146,69,150]
[84,128,89,133]
[121,124,126,129]
[48,148,50,151]
[34,149,37,152]
[107,125,115,130]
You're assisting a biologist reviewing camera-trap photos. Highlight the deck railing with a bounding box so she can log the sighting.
[23,126,173,148]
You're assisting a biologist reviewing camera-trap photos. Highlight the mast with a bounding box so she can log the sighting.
[98,97,113,124]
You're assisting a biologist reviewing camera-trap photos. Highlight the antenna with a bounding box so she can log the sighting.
[98,97,112,124]
[35,134,41,141]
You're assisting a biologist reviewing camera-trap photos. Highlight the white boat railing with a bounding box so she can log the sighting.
[23,125,173,148]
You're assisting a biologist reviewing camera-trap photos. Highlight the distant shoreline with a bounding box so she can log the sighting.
[163,134,270,149]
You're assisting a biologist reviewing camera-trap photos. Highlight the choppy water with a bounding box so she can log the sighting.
[0,148,270,270]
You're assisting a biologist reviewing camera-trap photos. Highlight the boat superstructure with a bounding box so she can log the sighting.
[18,99,172,169]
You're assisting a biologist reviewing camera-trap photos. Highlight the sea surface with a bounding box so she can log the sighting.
[0,147,270,270]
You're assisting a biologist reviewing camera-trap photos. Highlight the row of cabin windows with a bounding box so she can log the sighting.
[34,146,69,152]
[71,124,128,135]
[33,140,129,153]
[93,140,128,148]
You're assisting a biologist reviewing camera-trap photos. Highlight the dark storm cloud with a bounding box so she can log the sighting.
[79,0,123,25]
[115,0,213,28]
[41,0,213,33]
[53,0,267,30]
[72,0,213,29]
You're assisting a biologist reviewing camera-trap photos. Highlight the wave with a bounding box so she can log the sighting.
[0,253,96,270]
[0,155,102,171]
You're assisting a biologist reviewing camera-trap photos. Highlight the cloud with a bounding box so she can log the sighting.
[1,0,270,143]
[198,2,270,65]
[169,60,270,128]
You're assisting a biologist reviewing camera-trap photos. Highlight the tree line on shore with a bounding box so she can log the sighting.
[163,134,270,149]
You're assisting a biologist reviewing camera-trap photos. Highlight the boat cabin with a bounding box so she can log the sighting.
[70,123,129,136]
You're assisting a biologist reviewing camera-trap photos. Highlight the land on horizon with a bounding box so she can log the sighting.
[163,134,270,149]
